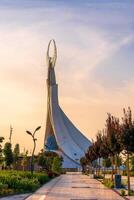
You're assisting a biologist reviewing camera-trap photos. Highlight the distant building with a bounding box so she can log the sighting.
[44,40,92,169]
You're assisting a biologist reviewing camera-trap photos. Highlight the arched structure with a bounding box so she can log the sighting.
[44,40,92,168]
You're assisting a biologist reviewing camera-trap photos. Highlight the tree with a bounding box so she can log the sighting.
[130,155,134,171]
[0,137,4,165]
[13,143,20,169]
[115,154,122,173]
[38,149,46,170]
[38,151,62,176]
[105,114,122,180]
[120,107,134,195]
[3,142,13,168]
[80,156,88,173]
[86,131,110,176]
[21,150,28,171]
[26,126,41,174]
[102,157,112,178]
[52,156,62,175]
[102,157,112,168]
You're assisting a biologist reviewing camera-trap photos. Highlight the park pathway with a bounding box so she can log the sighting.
[26,172,124,200]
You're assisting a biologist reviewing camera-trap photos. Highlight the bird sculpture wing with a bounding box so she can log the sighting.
[46,39,57,68]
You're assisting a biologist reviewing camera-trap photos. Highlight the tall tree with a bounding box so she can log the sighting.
[106,114,122,180]
[0,137,4,165]
[26,126,41,174]
[130,155,134,171]
[13,143,20,169]
[102,157,112,178]
[120,107,134,195]
[38,149,46,170]
[80,156,88,173]
[3,142,13,168]
[102,157,112,168]
[52,156,62,175]
[21,150,28,171]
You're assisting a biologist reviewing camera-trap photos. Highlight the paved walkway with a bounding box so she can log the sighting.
[0,194,30,200]
[26,173,124,200]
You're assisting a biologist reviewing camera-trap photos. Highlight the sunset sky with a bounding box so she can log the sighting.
[0,0,134,154]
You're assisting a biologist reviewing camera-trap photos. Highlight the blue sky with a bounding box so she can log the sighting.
[0,0,134,152]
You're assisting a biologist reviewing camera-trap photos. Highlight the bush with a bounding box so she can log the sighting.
[52,157,62,175]
[0,183,8,189]
[123,170,134,177]
[121,189,126,196]
[0,188,14,196]
[0,170,50,196]
[130,189,134,196]
[94,174,103,179]
[34,173,50,184]
[103,178,114,188]
[15,178,40,192]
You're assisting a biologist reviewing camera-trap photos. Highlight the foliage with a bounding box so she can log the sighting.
[38,150,62,176]
[120,107,134,195]
[80,157,88,173]
[129,189,134,196]
[94,174,103,179]
[21,150,28,171]
[115,155,122,168]
[106,114,121,157]
[102,157,112,168]
[34,172,50,184]
[13,143,20,169]
[0,170,50,196]
[130,156,134,170]
[102,178,114,188]
[0,137,4,164]
[121,189,126,196]
[85,107,134,196]
[38,149,46,170]
[120,108,134,154]
[52,156,62,175]
[3,142,13,167]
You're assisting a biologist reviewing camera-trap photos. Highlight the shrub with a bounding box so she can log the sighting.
[94,174,103,179]
[121,189,126,196]
[0,188,14,196]
[0,183,8,189]
[52,157,62,175]
[130,189,134,196]
[0,170,50,196]
[15,178,40,192]
[103,178,114,188]
[35,173,50,184]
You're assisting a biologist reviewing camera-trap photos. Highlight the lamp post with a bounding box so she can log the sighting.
[26,126,41,174]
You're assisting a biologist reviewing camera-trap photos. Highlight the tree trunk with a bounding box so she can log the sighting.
[98,158,100,176]
[103,167,105,179]
[115,154,118,174]
[127,153,131,195]
[111,156,114,181]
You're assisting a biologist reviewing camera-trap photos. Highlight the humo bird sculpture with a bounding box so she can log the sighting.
[44,40,91,169]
